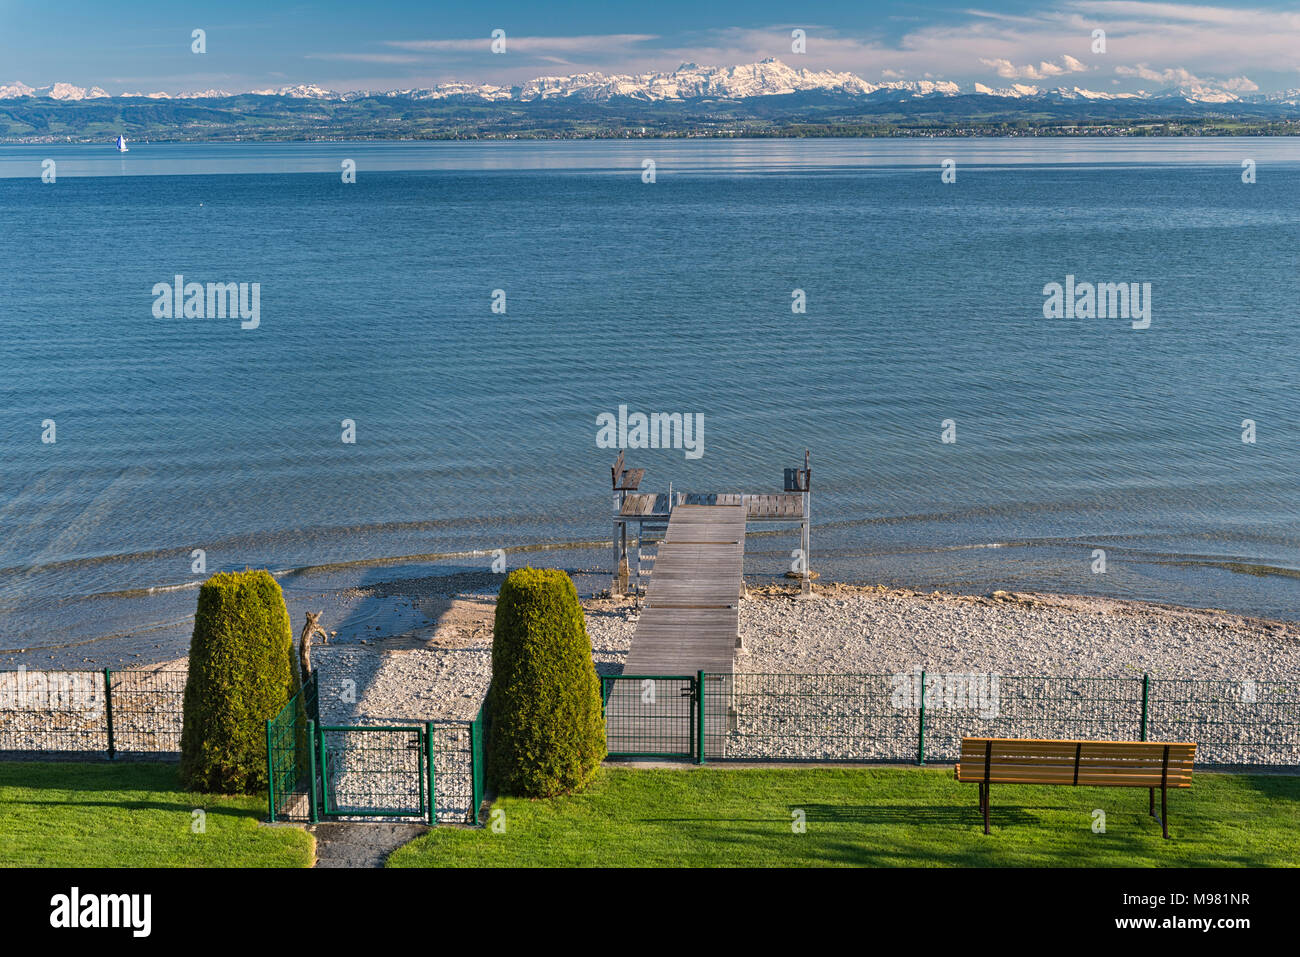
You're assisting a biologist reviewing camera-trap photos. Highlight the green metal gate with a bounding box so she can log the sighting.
[315,724,434,820]
[601,674,700,760]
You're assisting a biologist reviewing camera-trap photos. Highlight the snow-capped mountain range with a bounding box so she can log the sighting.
[3,59,1297,106]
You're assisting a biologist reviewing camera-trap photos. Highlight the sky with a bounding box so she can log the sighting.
[1,0,1297,96]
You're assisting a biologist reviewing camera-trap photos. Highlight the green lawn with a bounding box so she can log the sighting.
[389,765,1300,867]
[0,762,313,867]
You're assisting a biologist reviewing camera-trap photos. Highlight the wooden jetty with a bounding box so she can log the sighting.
[603,453,812,759]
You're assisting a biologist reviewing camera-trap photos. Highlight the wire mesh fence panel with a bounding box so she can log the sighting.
[708,673,914,762]
[922,675,1144,762]
[0,669,108,754]
[266,677,318,821]
[601,675,696,758]
[429,721,476,824]
[108,667,187,753]
[318,725,426,818]
[1147,678,1300,765]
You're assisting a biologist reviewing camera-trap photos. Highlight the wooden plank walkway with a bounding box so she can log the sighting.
[622,504,746,676]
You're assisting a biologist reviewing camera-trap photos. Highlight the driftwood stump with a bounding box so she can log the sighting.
[298,611,328,683]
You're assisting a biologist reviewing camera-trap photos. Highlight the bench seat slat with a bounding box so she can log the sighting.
[956,765,1192,785]
[958,763,1192,778]
[961,738,1196,747]
[958,748,1196,763]
[957,755,1195,768]
[957,773,1192,788]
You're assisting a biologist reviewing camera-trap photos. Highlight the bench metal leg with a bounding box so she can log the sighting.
[1149,787,1170,839]
[981,783,990,835]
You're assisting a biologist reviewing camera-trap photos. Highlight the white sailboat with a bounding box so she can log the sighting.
[115,135,128,153]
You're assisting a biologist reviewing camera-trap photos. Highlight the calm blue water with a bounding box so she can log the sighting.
[1,138,1298,661]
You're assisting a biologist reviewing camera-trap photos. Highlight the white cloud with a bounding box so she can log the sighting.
[980,56,1089,79]
[1115,63,1259,93]
[1220,75,1260,92]
[1115,64,1200,84]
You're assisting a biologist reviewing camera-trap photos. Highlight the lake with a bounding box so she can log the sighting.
[1,137,1297,663]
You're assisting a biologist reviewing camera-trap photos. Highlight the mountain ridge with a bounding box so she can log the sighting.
[6,58,1298,106]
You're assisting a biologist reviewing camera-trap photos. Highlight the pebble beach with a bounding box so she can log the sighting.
[5,571,1297,766]
[311,573,1300,728]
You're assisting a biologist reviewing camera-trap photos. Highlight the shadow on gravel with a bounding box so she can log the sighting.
[308,822,428,868]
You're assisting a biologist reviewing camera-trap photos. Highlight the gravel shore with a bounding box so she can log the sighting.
[735,583,1300,680]
[4,574,1297,772]
[262,573,1300,732]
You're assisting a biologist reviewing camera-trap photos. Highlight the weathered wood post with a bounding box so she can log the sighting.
[612,451,628,594]
[801,449,812,596]
[298,611,328,683]
[611,452,647,596]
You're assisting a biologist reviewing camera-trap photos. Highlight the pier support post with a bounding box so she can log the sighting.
[800,491,811,596]
[616,522,629,596]
[613,481,630,596]
[800,450,812,596]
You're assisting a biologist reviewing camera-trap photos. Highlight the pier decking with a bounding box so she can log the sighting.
[622,504,746,676]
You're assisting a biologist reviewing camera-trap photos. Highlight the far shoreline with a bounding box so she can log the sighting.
[6,128,1300,147]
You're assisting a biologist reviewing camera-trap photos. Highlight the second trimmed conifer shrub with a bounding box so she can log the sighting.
[488,568,606,797]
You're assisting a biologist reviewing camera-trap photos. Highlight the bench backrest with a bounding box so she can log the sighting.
[958,737,1196,788]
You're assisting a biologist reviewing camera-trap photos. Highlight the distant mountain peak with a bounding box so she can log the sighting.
[0,60,1287,106]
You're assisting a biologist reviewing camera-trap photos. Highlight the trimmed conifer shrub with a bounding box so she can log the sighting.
[488,568,606,797]
[179,569,298,793]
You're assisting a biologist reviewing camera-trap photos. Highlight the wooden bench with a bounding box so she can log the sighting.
[956,737,1196,839]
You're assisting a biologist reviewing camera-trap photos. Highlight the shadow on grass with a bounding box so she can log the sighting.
[0,762,264,811]
[0,760,179,788]
[5,796,256,820]
[794,802,1040,827]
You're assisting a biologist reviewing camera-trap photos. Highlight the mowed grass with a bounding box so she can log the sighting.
[389,765,1300,867]
[0,762,313,867]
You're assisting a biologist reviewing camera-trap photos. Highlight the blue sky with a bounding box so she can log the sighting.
[1,1,1297,95]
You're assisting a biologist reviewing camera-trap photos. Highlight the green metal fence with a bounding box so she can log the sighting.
[700,672,915,762]
[266,674,319,822]
[0,661,491,826]
[603,671,1300,766]
[0,666,187,757]
[921,675,1144,763]
[1146,677,1299,764]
